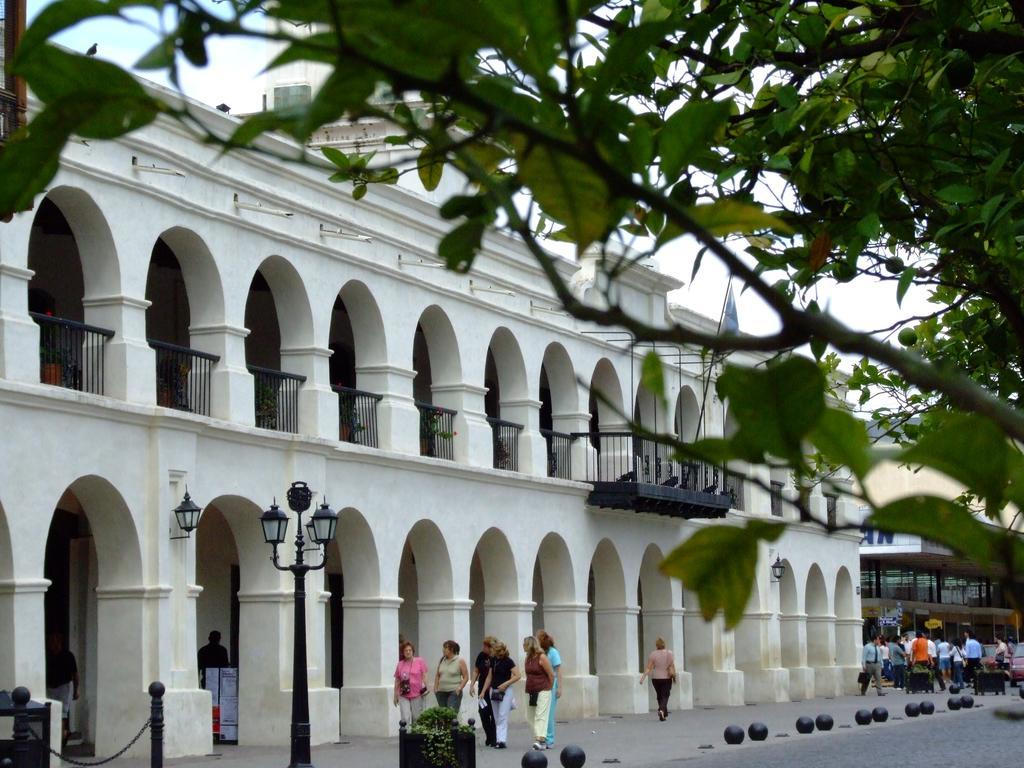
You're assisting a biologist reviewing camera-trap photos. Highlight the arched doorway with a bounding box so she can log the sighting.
[397,521,456,684]
[587,359,626,482]
[588,539,643,713]
[483,328,529,471]
[411,307,461,460]
[538,344,579,479]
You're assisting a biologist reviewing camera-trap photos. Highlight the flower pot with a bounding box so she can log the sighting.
[157,386,175,407]
[41,362,63,385]
[398,730,475,768]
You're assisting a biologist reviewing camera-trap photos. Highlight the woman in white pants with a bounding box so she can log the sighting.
[523,636,554,750]
[481,640,521,749]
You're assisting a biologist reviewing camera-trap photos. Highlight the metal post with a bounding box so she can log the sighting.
[149,681,165,768]
[289,560,311,768]
[11,687,30,768]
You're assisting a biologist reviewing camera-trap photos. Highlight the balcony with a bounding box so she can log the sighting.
[416,401,456,460]
[573,431,731,518]
[249,365,305,433]
[32,312,114,395]
[486,417,523,472]
[334,385,382,448]
[0,88,18,143]
[150,340,219,417]
[541,429,574,479]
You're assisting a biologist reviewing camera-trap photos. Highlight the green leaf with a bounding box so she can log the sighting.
[640,350,666,404]
[418,147,444,192]
[896,267,916,307]
[811,408,874,480]
[659,99,732,181]
[518,145,615,254]
[935,184,979,204]
[439,218,487,272]
[683,200,792,237]
[322,147,350,170]
[899,414,1009,508]
[660,520,785,627]
[717,358,826,463]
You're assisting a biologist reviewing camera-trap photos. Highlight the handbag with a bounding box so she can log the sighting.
[857,671,869,685]
[528,691,539,707]
[490,689,505,702]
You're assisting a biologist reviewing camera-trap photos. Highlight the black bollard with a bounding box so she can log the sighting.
[747,723,768,741]
[947,696,962,711]
[949,685,961,695]
[960,695,974,709]
[854,709,872,725]
[723,725,744,745]
[12,687,31,768]
[559,744,587,768]
[814,714,833,732]
[522,751,548,768]
[795,716,814,734]
[149,681,165,768]
[920,701,935,715]
[904,702,920,718]
[871,707,888,723]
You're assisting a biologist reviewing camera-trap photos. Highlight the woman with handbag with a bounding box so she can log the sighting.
[523,636,554,751]
[480,640,521,749]
[433,640,469,711]
[639,637,676,721]
[469,636,497,747]
[394,641,429,724]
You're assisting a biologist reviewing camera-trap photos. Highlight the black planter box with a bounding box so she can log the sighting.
[398,729,476,768]
[0,691,52,768]
[975,672,1006,695]
[906,671,933,694]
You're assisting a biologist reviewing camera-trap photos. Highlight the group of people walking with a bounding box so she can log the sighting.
[393,631,562,751]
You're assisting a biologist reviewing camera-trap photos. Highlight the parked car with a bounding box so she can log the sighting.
[980,644,1012,681]
[1009,644,1024,685]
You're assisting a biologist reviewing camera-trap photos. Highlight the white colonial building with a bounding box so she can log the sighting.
[0,83,862,759]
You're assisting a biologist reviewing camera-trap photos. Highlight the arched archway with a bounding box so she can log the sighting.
[42,477,143,756]
[588,360,629,482]
[674,386,700,442]
[469,528,520,668]
[539,344,579,479]
[778,560,803,669]
[638,545,679,712]
[330,281,388,445]
[805,564,833,668]
[834,567,859,667]
[588,539,643,713]
[412,307,462,459]
[0,498,17,692]
[483,328,529,471]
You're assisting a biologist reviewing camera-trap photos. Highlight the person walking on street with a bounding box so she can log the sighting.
[433,640,469,711]
[481,640,520,749]
[536,630,562,748]
[861,635,886,695]
[880,637,892,680]
[639,637,676,721]
[964,631,984,685]
[523,636,554,751]
[926,632,946,691]
[887,636,907,690]
[936,635,951,684]
[469,637,497,747]
[951,639,966,687]
[394,641,429,725]
[197,630,230,688]
[46,631,79,747]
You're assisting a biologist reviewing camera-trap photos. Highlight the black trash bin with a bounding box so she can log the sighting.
[0,691,52,768]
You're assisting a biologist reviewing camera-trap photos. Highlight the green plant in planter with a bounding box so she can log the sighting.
[338,397,364,435]
[255,382,278,423]
[409,706,473,768]
[911,663,934,682]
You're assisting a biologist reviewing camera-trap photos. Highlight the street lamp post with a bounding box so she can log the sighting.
[260,482,338,768]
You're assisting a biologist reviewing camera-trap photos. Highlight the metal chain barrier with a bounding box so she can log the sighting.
[28,719,150,767]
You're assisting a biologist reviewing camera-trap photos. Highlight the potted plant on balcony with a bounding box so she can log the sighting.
[255,382,278,428]
[40,339,64,385]
[338,397,364,442]
[420,411,454,457]
[399,706,475,768]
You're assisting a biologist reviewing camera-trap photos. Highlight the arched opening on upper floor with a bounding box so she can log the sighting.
[42,477,143,756]
[323,508,380,698]
[27,191,119,395]
[588,359,628,481]
[633,384,672,484]
[329,282,388,446]
[412,306,461,460]
[244,257,314,433]
[674,386,701,443]
[469,528,519,663]
[483,328,528,471]
[145,229,223,416]
[397,520,455,678]
[539,344,579,479]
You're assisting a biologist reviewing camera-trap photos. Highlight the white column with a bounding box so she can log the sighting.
[684,612,745,706]
[188,324,254,425]
[779,613,815,699]
[594,605,647,714]
[551,411,593,483]
[419,598,473,681]
[0,264,40,383]
[808,613,842,697]
[93,589,149,757]
[499,398,546,476]
[433,384,490,467]
[356,364,419,454]
[539,602,598,719]
[340,596,402,736]
[733,611,790,703]
[835,618,863,694]
[235,588,293,746]
[82,295,154,404]
[641,607,693,711]
[0,578,48,693]
[280,345,336,439]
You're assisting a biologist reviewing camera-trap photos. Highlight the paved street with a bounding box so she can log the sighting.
[121,691,1024,768]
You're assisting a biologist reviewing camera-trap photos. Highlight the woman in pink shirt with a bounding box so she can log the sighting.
[394,641,429,724]
[639,637,676,721]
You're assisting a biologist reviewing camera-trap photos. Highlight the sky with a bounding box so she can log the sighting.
[27,0,934,353]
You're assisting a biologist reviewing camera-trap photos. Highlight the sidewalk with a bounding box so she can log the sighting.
[124,691,1024,768]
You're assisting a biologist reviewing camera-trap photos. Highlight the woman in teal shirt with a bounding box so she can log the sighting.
[538,630,562,748]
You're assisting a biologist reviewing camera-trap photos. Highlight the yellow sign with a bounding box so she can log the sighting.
[925,619,943,629]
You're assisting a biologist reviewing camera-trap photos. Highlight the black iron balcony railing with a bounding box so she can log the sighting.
[248,365,305,433]
[486,417,523,472]
[0,89,18,143]
[150,340,219,417]
[416,401,456,460]
[540,429,574,480]
[723,470,745,511]
[334,385,382,448]
[32,312,114,395]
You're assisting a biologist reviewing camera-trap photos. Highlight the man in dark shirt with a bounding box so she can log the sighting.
[45,631,79,747]
[197,631,230,687]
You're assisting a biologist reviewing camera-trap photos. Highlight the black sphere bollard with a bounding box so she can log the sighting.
[815,714,834,732]
[747,723,768,741]
[559,745,586,768]
[949,685,961,695]
[947,696,962,711]
[960,694,974,709]
[854,709,872,725]
[920,701,935,715]
[724,725,745,745]
[795,716,814,734]
[871,707,888,723]
[522,751,548,768]
[904,702,920,718]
